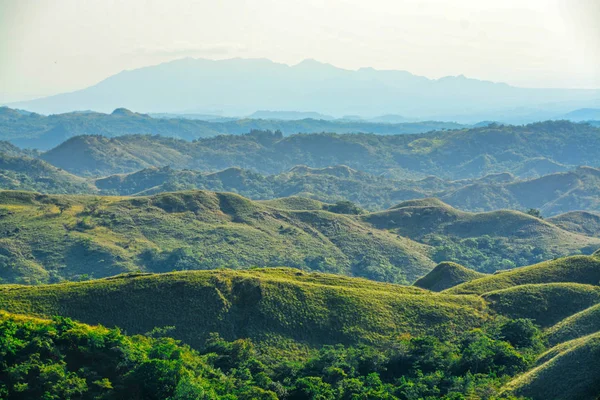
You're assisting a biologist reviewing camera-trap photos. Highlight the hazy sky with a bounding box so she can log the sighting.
[1,0,599,103]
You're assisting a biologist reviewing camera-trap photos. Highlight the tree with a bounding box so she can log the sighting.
[525,208,543,219]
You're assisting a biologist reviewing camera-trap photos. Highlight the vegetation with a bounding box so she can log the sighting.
[413,262,486,292]
[447,255,600,295]
[0,268,487,350]
[1,310,542,400]
[33,121,600,180]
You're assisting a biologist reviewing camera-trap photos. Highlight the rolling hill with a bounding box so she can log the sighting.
[37,121,600,181]
[0,190,435,284]
[2,190,600,285]
[0,268,487,349]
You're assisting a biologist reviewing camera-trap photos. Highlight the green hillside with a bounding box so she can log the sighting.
[483,283,600,327]
[0,190,434,284]
[447,255,600,295]
[413,261,486,291]
[504,332,600,400]
[362,200,600,272]
[546,303,600,345]
[0,268,487,349]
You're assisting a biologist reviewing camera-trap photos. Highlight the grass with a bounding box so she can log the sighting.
[0,189,435,284]
[413,261,486,291]
[504,331,600,400]
[546,303,600,345]
[0,267,488,350]
[482,283,600,327]
[447,254,600,295]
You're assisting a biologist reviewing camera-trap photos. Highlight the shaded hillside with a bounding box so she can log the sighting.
[505,332,600,400]
[0,268,487,349]
[0,152,95,194]
[362,200,600,272]
[39,121,600,179]
[0,190,433,284]
[413,261,486,291]
[548,211,600,237]
[546,303,600,345]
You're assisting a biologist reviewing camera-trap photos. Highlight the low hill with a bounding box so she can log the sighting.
[413,261,486,291]
[548,211,600,237]
[0,268,487,349]
[447,255,600,295]
[504,332,600,400]
[0,190,434,284]
[546,303,600,345]
[482,283,600,327]
[362,200,600,272]
[0,152,95,193]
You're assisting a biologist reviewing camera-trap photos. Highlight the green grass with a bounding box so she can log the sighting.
[482,283,600,327]
[413,261,486,291]
[546,303,600,345]
[447,255,600,295]
[504,331,600,400]
[0,267,488,350]
[0,189,435,284]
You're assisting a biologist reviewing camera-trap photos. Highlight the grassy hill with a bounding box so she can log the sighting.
[413,261,486,291]
[0,268,487,349]
[362,199,600,272]
[36,121,600,180]
[482,283,600,327]
[447,255,600,295]
[546,303,600,345]
[504,332,600,400]
[0,151,95,194]
[548,210,600,237]
[0,190,435,284]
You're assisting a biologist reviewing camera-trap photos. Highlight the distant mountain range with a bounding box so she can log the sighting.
[7,58,600,123]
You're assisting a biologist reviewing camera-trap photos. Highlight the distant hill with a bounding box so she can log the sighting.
[37,121,600,180]
[8,57,600,123]
[248,110,335,120]
[0,106,465,150]
[560,108,600,122]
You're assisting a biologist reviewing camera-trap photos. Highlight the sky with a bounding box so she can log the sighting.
[1,0,599,103]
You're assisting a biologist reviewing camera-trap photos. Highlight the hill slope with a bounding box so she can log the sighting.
[447,255,600,295]
[362,200,600,272]
[413,261,486,291]
[0,268,487,349]
[505,332,600,400]
[0,190,434,284]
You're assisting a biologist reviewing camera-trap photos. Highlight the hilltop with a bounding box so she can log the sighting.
[413,261,486,291]
[0,106,463,150]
